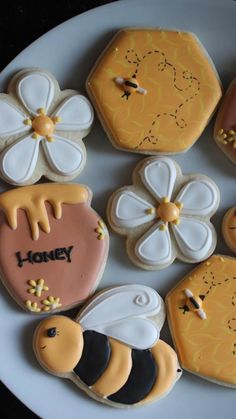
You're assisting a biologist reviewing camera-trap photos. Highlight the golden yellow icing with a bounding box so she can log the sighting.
[91,338,132,397]
[34,316,83,374]
[87,29,222,153]
[222,206,236,253]
[166,255,236,385]
[141,340,178,403]
[0,183,89,240]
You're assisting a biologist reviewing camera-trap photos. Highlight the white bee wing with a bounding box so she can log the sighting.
[53,95,94,131]
[0,134,40,184]
[78,285,161,350]
[17,71,55,115]
[42,135,85,176]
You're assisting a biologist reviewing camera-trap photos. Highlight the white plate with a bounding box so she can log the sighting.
[0,0,235,418]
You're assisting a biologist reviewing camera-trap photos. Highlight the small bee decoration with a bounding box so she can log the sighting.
[114,75,147,100]
[179,289,206,320]
[34,285,182,408]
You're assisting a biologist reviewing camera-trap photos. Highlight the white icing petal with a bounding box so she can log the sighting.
[78,285,161,328]
[176,179,219,216]
[0,100,29,136]
[135,221,173,266]
[54,95,94,131]
[172,217,214,261]
[87,318,160,350]
[0,134,40,184]
[139,157,177,202]
[110,190,156,229]
[42,135,84,176]
[17,72,54,115]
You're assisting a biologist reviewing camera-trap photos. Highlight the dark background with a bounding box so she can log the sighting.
[0,1,115,418]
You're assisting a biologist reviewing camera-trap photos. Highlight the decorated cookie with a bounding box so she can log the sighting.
[87,28,222,155]
[33,285,182,407]
[214,78,236,165]
[0,68,94,185]
[0,183,109,313]
[166,255,236,387]
[107,156,219,270]
[222,206,236,253]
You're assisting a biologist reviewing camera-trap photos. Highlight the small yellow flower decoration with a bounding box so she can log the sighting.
[27,278,49,298]
[42,296,62,311]
[95,220,107,240]
[25,300,41,313]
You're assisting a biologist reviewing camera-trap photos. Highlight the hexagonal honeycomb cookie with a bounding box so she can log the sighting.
[87,28,222,155]
[166,255,236,387]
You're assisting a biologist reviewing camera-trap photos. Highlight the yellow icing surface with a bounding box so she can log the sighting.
[87,29,222,153]
[222,207,236,253]
[0,183,89,240]
[166,255,236,385]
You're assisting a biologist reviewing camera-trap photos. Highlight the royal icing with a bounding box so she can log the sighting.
[87,28,222,154]
[34,285,181,407]
[0,183,109,313]
[166,255,236,387]
[0,69,94,184]
[222,206,236,253]
[214,78,236,165]
[109,156,219,270]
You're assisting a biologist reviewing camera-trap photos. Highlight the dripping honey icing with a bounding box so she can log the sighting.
[0,183,109,313]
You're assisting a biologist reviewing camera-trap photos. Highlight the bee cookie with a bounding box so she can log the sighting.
[107,156,219,270]
[166,255,236,387]
[0,183,109,313]
[87,28,222,155]
[222,206,236,253]
[214,78,236,165]
[0,68,94,185]
[33,285,182,408]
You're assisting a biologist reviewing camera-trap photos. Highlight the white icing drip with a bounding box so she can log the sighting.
[139,157,177,202]
[78,285,162,350]
[176,179,219,216]
[172,217,213,260]
[17,72,55,115]
[135,221,173,266]
[54,95,94,131]
[111,190,155,229]
[0,134,41,184]
[42,135,84,176]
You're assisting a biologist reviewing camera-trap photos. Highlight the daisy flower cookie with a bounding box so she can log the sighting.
[0,68,94,185]
[108,156,220,270]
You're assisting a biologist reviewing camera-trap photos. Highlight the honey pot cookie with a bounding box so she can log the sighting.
[33,285,182,408]
[0,68,94,185]
[214,78,236,165]
[87,28,222,155]
[222,206,236,253]
[0,183,109,313]
[107,156,219,270]
[166,255,236,387]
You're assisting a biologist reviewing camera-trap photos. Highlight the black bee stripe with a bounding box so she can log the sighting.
[108,349,157,405]
[124,80,138,88]
[73,331,110,386]
[189,296,200,309]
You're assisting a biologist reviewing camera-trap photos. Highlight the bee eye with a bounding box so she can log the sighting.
[47,327,57,338]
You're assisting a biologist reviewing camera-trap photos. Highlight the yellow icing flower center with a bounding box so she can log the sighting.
[32,114,55,137]
[157,201,180,223]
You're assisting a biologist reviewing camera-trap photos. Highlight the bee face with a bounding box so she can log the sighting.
[34,316,83,374]
[222,206,236,253]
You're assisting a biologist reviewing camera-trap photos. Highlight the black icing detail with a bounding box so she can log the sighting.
[189,296,200,309]
[199,294,205,301]
[179,304,189,314]
[15,246,73,267]
[74,331,110,386]
[108,349,156,405]
[124,80,138,88]
[47,327,57,338]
